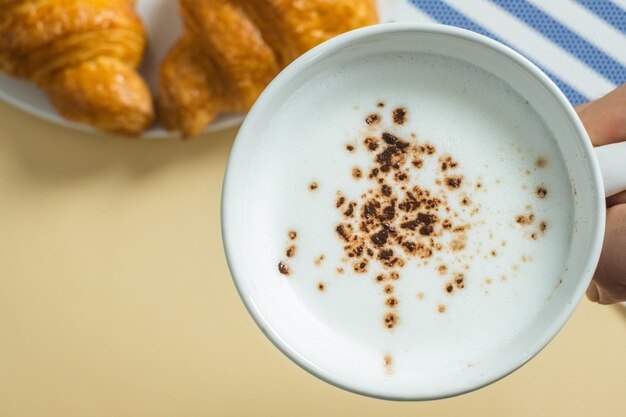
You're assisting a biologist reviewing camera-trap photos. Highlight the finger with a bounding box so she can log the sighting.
[586,280,599,302]
[596,284,626,305]
[591,203,626,304]
[606,190,626,207]
[575,101,593,112]
[577,83,626,147]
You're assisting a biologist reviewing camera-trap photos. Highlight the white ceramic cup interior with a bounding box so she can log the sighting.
[222,23,624,400]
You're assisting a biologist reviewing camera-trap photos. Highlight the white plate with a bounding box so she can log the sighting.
[0,0,400,137]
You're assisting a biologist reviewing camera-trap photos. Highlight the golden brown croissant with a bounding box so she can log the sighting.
[159,0,378,138]
[0,0,154,136]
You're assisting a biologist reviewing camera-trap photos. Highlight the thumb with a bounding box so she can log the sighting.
[576,83,626,147]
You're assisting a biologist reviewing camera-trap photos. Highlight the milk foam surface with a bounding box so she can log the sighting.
[244,52,574,373]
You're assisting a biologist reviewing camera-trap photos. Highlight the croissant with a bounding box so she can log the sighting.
[0,0,154,136]
[159,0,378,138]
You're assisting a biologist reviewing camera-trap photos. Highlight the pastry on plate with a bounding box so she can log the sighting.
[0,0,154,136]
[159,0,379,138]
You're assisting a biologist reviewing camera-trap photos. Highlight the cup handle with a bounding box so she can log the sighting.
[594,142,626,197]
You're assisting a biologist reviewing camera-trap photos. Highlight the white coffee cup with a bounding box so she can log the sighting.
[221,23,626,400]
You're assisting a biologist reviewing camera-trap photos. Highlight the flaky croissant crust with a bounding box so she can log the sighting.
[159,0,379,138]
[0,0,154,136]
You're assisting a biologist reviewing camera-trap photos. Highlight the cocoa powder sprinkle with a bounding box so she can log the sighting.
[281,104,484,329]
[365,114,380,125]
[384,312,398,329]
[392,107,407,125]
[278,262,290,275]
[536,187,548,198]
[446,177,462,189]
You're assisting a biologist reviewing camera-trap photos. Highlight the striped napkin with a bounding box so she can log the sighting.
[384,0,626,106]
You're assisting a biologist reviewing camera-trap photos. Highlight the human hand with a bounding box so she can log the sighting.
[576,83,626,304]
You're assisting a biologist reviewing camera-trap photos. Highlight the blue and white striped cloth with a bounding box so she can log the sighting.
[385,0,626,106]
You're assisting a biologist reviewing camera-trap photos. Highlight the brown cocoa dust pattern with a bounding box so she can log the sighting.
[276,104,551,338]
[334,105,482,329]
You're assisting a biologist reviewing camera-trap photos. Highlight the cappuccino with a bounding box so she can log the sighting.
[242,52,574,376]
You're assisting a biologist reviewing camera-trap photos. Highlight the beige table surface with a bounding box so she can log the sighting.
[0,100,624,417]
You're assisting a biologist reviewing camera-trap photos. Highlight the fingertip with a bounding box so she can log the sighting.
[606,191,626,207]
[577,84,626,147]
[575,101,592,113]
[586,280,599,303]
